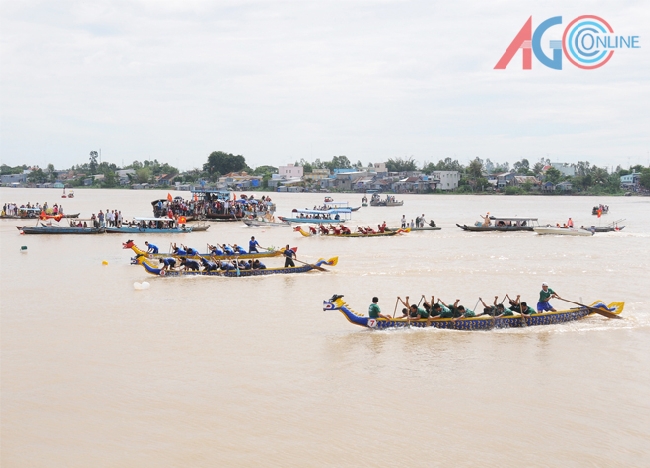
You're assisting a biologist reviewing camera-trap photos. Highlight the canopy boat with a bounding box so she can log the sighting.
[323,295,624,331]
[533,226,593,236]
[369,194,403,207]
[134,255,337,277]
[294,225,409,237]
[106,217,193,234]
[323,201,361,212]
[457,216,538,232]
[123,240,291,261]
[279,207,352,225]
[193,189,244,221]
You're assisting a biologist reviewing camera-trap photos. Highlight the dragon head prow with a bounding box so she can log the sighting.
[323,295,345,310]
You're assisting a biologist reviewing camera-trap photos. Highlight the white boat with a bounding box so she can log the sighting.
[533,226,593,237]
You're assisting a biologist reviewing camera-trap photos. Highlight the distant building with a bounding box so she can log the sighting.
[1,173,27,185]
[620,172,641,191]
[550,163,576,177]
[430,171,460,190]
[278,164,303,178]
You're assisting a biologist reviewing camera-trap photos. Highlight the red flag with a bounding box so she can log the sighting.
[40,211,47,220]
[167,193,173,202]
[597,209,602,218]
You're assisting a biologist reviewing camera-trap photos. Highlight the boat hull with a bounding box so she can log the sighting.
[457,224,533,232]
[533,227,593,236]
[18,226,105,234]
[295,227,409,237]
[106,226,193,234]
[323,297,624,330]
[243,219,291,228]
[124,242,288,261]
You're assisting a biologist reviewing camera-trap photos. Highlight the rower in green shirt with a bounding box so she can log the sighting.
[435,299,455,318]
[368,297,392,320]
[537,282,559,312]
[398,296,430,319]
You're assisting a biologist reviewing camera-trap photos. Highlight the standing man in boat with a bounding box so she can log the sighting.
[248,236,265,253]
[567,218,574,228]
[145,241,159,254]
[283,245,296,268]
[537,282,559,312]
[368,297,392,320]
[480,212,491,227]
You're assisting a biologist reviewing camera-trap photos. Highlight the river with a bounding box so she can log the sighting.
[1,188,649,466]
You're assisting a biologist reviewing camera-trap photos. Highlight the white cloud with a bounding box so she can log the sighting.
[1,0,648,170]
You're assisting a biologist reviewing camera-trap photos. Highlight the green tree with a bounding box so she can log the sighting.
[136,167,152,183]
[252,165,278,176]
[513,159,530,174]
[466,157,484,179]
[545,167,562,184]
[324,156,352,171]
[203,151,249,179]
[89,151,98,174]
[27,167,46,183]
[386,157,417,172]
[46,163,56,182]
[639,168,650,190]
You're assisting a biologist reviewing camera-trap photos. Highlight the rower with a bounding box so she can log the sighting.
[159,257,176,271]
[537,282,559,312]
[223,244,235,255]
[252,259,266,270]
[186,246,199,256]
[179,257,200,271]
[283,244,296,267]
[200,257,218,272]
[248,236,265,253]
[232,244,247,255]
[145,241,159,254]
[368,297,392,320]
[209,244,224,256]
[448,299,476,320]
[401,296,429,319]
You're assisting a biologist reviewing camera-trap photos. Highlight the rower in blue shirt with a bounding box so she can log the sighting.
[172,243,186,256]
[180,257,200,271]
[232,244,247,255]
[158,257,176,271]
[209,244,224,256]
[186,246,199,256]
[200,257,218,272]
[248,236,265,253]
[145,241,159,254]
[223,244,235,255]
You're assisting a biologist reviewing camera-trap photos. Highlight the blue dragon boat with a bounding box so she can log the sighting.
[105,217,193,234]
[17,225,105,234]
[323,295,624,330]
[135,256,338,277]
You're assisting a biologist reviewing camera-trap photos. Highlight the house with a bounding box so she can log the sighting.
[430,171,460,190]
[556,181,573,191]
[278,164,303,178]
[303,169,330,181]
[493,172,516,189]
[550,162,576,177]
[513,176,541,189]
[392,176,427,193]
[352,176,375,191]
[155,174,177,186]
[620,172,641,191]
[541,182,555,192]
[1,173,27,185]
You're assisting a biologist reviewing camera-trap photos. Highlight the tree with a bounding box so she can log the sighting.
[27,167,46,183]
[252,165,278,176]
[324,155,352,171]
[203,151,249,178]
[591,167,609,185]
[422,157,463,173]
[89,151,98,174]
[545,167,562,184]
[135,167,152,184]
[46,163,56,182]
[639,168,650,190]
[466,157,484,179]
[513,159,530,174]
[386,157,417,172]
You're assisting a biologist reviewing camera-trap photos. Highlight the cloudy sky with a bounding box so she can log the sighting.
[1,0,648,171]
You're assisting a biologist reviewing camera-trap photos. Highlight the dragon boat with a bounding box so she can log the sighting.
[323,295,624,331]
[294,225,409,237]
[123,240,292,261]
[135,255,337,277]
[17,225,105,234]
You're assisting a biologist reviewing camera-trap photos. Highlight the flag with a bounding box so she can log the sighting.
[597,209,602,218]
[167,193,173,202]
[40,211,47,220]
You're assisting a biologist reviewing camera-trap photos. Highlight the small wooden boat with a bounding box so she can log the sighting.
[533,226,593,236]
[186,222,210,232]
[323,295,624,330]
[592,205,609,215]
[457,216,537,232]
[17,225,105,234]
[123,240,291,261]
[243,218,291,228]
[581,220,625,233]
[369,194,403,207]
[295,226,409,237]
[135,255,337,277]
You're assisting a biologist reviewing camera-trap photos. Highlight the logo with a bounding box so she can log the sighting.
[495,16,640,70]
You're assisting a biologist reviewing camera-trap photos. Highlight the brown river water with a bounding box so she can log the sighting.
[2,188,649,467]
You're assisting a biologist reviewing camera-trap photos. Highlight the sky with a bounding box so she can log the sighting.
[1,0,649,171]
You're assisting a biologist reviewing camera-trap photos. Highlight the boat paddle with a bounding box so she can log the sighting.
[392,297,400,318]
[557,298,622,319]
[293,257,328,272]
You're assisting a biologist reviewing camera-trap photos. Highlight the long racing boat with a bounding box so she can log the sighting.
[135,255,337,277]
[17,225,105,234]
[323,295,624,331]
[123,240,292,261]
[294,226,409,237]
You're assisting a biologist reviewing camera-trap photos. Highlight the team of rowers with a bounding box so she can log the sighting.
[143,236,299,272]
[368,283,560,321]
[304,223,390,235]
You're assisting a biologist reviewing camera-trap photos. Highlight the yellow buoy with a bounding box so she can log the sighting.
[102,260,108,265]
